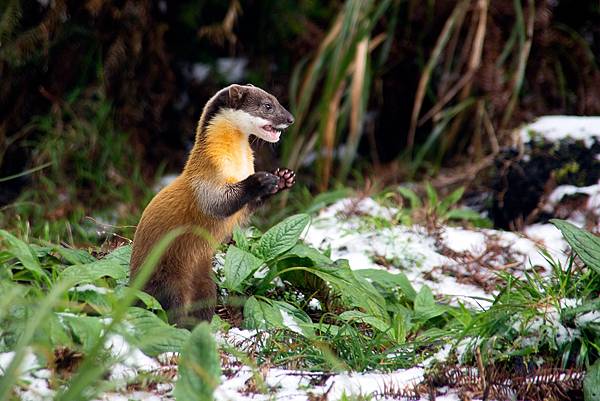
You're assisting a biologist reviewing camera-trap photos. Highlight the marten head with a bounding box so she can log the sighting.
[201,84,294,143]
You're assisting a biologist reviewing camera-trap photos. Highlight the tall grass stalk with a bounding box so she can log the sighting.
[283,0,393,191]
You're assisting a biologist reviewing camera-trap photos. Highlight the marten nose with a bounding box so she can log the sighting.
[287,115,295,125]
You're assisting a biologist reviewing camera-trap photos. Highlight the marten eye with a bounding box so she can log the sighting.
[263,103,273,111]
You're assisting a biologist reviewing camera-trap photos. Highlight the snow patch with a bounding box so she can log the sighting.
[325,367,424,400]
[104,334,159,384]
[69,284,110,294]
[519,116,600,147]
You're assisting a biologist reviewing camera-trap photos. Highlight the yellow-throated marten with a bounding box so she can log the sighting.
[130,84,295,325]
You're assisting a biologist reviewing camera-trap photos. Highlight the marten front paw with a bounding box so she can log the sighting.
[273,168,296,191]
[251,171,280,196]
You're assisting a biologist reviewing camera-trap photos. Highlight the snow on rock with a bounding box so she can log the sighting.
[541,183,600,229]
[519,116,600,147]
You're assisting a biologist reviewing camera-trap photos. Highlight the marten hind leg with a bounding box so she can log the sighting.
[189,261,217,323]
[190,278,217,323]
[144,269,195,327]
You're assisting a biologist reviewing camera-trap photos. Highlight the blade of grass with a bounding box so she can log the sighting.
[500,0,534,129]
[407,0,469,152]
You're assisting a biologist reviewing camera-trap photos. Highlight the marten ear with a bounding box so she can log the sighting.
[228,84,246,108]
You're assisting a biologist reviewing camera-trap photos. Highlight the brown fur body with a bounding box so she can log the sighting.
[130,84,294,325]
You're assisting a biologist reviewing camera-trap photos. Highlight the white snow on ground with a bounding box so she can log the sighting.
[304,197,564,307]
[519,115,600,147]
[0,349,54,401]
[325,367,424,400]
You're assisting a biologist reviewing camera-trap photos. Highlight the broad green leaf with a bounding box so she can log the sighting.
[59,246,131,285]
[584,358,600,401]
[414,286,446,322]
[121,307,189,355]
[126,288,164,311]
[60,259,128,285]
[60,314,104,351]
[223,246,264,292]
[47,314,73,347]
[0,229,46,280]
[291,262,388,320]
[285,243,333,266]
[102,245,132,264]
[174,323,220,401]
[232,227,249,251]
[339,310,390,332]
[272,300,315,338]
[552,219,600,274]
[256,214,310,260]
[55,247,97,265]
[355,269,417,301]
[69,286,111,313]
[243,296,284,330]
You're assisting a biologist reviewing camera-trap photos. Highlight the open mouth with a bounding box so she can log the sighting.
[261,124,281,142]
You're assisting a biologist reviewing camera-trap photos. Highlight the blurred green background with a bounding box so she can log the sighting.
[1,0,599,243]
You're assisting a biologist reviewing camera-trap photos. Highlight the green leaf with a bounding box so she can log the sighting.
[123,308,189,355]
[285,243,333,266]
[232,227,250,251]
[54,247,97,265]
[339,310,390,332]
[438,186,464,215]
[552,219,600,274]
[446,208,482,221]
[414,286,446,322]
[425,182,438,207]
[397,187,422,209]
[272,300,315,338]
[223,246,264,292]
[59,246,131,285]
[0,229,46,280]
[355,269,417,301]
[174,322,221,401]
[243,298,314,337]
[584,358,600,401]
[60,314,104,351]
[256,214,310,260]
[243,296,284,330]
[293,262,388,320]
